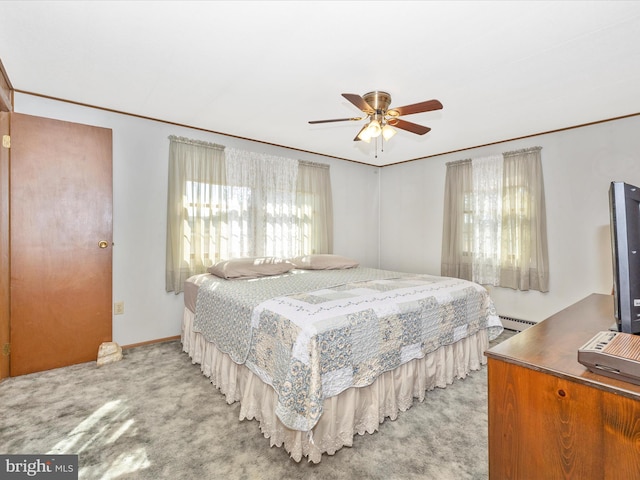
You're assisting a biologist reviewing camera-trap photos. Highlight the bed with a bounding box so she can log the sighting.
[181,256,503,463]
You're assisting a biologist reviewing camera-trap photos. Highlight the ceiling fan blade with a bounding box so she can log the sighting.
[389,99,443,117]
[342,93,375,114]
[390,118,431,135]
[309,117,362,124]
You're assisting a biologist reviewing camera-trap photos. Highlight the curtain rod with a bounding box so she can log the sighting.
[168,135,225,150]
[447,146,542,166]
[299,160,330,169]
[445,159,471,167]
[503,146,542,157]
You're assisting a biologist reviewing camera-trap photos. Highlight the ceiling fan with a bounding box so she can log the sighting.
[309,91,443,143]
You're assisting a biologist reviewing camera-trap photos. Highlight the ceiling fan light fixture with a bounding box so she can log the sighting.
[366,119,381,138]
[357,127,373,143]
[382,124,396,140]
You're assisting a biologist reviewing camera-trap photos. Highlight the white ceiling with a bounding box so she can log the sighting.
[1,1,640,166]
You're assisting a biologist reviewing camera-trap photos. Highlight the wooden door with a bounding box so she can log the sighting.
[10,113,112,376]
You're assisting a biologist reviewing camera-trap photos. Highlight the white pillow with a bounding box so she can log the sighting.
[290,254,359,270]
[208,257,294,279]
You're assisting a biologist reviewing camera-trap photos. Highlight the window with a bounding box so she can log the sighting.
[165,137,333,293]
[182,181,232,265]
[441,147,549,292]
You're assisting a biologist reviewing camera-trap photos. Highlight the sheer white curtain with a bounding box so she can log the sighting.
[224,148,299,259]
[471,155,503,285]
[165,136,227,293]
[296,161,333,255]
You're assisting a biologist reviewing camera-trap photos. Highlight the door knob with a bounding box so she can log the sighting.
[98,240,109,249]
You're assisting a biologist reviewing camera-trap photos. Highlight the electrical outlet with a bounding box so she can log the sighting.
[114,301,125,315]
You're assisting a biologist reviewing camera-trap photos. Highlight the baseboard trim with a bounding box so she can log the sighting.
[121,335,181,350]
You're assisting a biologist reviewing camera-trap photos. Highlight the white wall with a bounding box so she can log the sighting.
[15,91,640,336]
[13,93,380,346]
[380,115,640,322]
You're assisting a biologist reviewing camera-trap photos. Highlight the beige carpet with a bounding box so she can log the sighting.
[0,329,516,480]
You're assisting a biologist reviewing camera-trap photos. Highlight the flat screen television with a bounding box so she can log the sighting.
[609,181,640,334]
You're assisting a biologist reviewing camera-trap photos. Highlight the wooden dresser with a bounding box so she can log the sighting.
[486,293,640,479]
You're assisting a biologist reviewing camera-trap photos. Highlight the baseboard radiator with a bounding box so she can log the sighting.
[499,315,537,332]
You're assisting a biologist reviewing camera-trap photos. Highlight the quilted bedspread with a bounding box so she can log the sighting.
[193,268,502,431]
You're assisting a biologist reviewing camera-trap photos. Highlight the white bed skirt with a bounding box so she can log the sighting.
[181,308,489,463]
